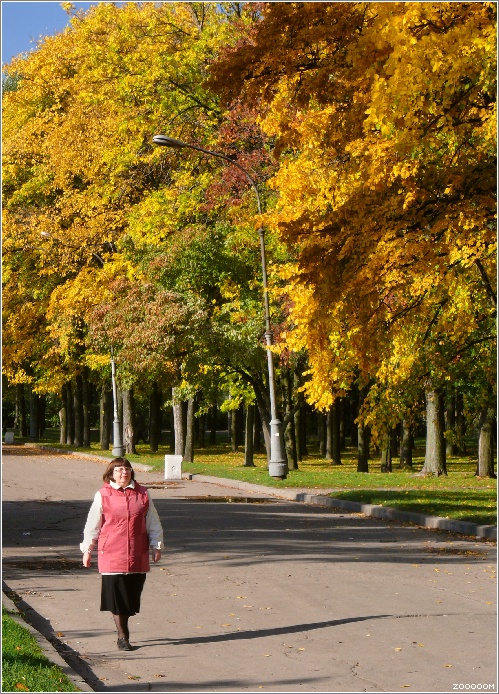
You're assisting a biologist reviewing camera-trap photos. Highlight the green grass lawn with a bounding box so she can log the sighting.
[2,606,80,692]
[25,430,497,527]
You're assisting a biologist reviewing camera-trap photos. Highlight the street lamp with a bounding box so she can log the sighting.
[110,348,124,457]
[40,230,123,456]
[152,135,288,479]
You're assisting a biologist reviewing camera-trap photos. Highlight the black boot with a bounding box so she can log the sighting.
[117,637,132,651]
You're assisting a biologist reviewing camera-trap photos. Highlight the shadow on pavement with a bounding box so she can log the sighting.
[2,498,492,585]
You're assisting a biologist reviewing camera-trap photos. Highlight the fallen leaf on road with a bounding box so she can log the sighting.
[395,648,402,651]
[443,664,453,668]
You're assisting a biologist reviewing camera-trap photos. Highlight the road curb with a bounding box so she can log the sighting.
[190,474,497,541]
[2,590,94,692]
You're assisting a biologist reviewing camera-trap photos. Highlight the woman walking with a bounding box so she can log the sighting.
[80,458,163,650]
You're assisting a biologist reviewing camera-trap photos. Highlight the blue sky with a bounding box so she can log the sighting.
[1,2,102,65]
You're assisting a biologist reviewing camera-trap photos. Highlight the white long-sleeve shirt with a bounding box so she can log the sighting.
[80,480,164,557]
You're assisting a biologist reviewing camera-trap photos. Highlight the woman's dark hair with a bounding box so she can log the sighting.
[103,457,135,483]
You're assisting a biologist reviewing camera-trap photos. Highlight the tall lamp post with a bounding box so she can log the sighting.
[152,135,288,479]
[110,348,124,457]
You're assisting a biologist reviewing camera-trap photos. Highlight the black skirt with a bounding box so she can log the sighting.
[100,574,147,616]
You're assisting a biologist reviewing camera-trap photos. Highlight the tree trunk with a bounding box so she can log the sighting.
[283,367,298,469]
[14,384,27,437]
[326,399,342,465]
[455,391,467,454]
[244,404,255,466]
[357,424,370,472]
[293,362,308,459]
[476,406,496,478]
[253,405,262,452]
[73,375,84,448]
[122,389,137,455]
[59,385,67,445]
[445,390,457,456]
[400,420,413,469]
[300,405,309,456]
[182,400,189,450]
[37,395,46,439]
[230,405,244,452]
[326,408,332,461]
[380,433,392,472]
[230,409,238,452]
[380,445,392,472]
[237,405,244,449]
[172,388,184,456]
[149,382,162,453]
[294,405,302,462]
[349,387,359,447]
[284,418,298,470]
[100,386,112,450]
[66,380,74,445]
[420,388,447,476]
[29,388,40,442]
[381,428,398,472]
[82,371,91,448]
[184,398,195,462]
[318,412,327,457]
[254,389,271,463]
[339,397,346,451]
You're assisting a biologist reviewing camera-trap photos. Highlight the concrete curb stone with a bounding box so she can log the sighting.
[191,474,497,541]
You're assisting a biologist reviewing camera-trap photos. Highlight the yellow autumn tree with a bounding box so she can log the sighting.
[209,1,497,473]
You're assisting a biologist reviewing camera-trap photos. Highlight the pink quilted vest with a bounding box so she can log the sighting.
[98,483,150,573]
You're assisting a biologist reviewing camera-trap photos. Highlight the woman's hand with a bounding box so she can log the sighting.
[82,550,92,568]
[151,549,161,563]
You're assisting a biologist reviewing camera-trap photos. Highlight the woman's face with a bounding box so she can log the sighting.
[112,465,132,487]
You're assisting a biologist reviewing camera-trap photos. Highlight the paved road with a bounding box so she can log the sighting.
[2,446,497,693]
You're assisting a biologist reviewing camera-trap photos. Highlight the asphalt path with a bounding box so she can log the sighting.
[2,446,497,693]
